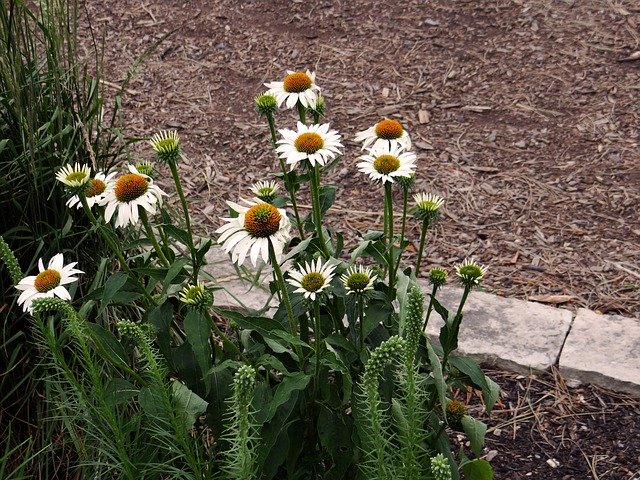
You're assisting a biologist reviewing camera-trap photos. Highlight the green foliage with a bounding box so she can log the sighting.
[3,59,499,479]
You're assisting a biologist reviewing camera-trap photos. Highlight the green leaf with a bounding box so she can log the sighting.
[138,386,164,419]
[363,299,393,340]
[98,272,128,314]
[448,356,500,412]
[162,257,190,288]
[86,323,128,370]
[172,380,209,428]
[255,373,311,425]
[317,406,355,479]
[461,415,487,458]
[319,184,337,215]
[322,343,352,404]
[426,342,447,416]
[104,378,138,407]
[183,309,212,390]
[217,308,286,337]
[163,224,191,247]
[461,459,493,480]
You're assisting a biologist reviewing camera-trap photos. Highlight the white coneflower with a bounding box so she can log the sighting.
[264,70,320,109]
[55,163,91,188]
[216,198,291,267]
[455,258,488,287]
[354,118,411,151]
[179,282,212,309]
[276,122,342,170]
[250,180,280,203]
[341,265,377,295]
[413,192,445,221]
[287,258,336,301]
[357,143,417,184]
[15,253,82,313]
[66,171,117,209]
[149,130,180,163]
[101,165,167,229]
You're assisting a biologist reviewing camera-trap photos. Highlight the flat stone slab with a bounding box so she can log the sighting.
[559,308,640,395]
[421,282,573,373]
[204,246,272,312]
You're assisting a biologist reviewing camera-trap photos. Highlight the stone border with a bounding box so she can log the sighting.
[205,247,640,395]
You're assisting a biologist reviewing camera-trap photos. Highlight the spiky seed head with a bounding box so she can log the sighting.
[428,267,448,288]
[135,160,155,178]
[179,282,213,309]
[149,130,180,164]
[254,92,278,117]
[397,172,416,191]
[445,399,468,431]
[455,258,488,288]
[431,453,453,480]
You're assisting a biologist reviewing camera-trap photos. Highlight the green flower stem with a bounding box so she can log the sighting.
[168,158,199,282]
[313,110,320,124]
[358,295,365,354]
[297,102,306,125]
[384,182,395,295]
[442,285,472,369]
[415,218,431,278]
[312,300,322,393]
[390,185,409,285]
[139,209,170,268]
[265,112,305,238]
[205,310,248,363]
[309,163,330,257]
[78,194,156,305]
[268,241,303,360]
[299,312,310,345]
[422,283,439,332]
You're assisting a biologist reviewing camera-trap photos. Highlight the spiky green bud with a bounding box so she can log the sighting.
[0,236,23,285]
[149,130,180,164]
[254,92,278,117]
[310,94,325,117]
[403,286,424,363]
[135,160,155,178]
[363,336,406,392]
[179,282,213,309]
[31,297,74,318]
[117,319,150,343]
[428,267,448,288]
[455,258,488,288]
[431,453,453,480]
[412,192,444,222]
[397,172,415,191]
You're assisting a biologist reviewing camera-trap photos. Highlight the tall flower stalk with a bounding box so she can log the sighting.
[150,131,200,282]
[256,93,305,238]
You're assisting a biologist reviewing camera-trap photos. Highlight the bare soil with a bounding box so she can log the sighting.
[79,0,640,478]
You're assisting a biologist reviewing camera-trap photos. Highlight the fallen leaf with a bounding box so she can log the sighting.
[618,51,640,62]
[528,294,575,304]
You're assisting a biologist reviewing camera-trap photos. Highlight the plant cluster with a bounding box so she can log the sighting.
[2,66,499,479]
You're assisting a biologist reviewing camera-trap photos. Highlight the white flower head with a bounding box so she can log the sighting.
[250,180,280,203]
[55,163,91,188]
[15,253,83,313]
[357,143,417,184]
[287,258,336,301]
[276,122,342,171]
[455,258,488,287]
[100,165,167,229]
[66,171,118,209]
[354,118,411,151]
[216,198,291,267]
[341,265,377,295]
[264,70,320,109]
[413,192,445,221]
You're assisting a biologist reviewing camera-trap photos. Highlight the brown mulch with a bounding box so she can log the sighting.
[81,0,639,319]
[77,0,640,478]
